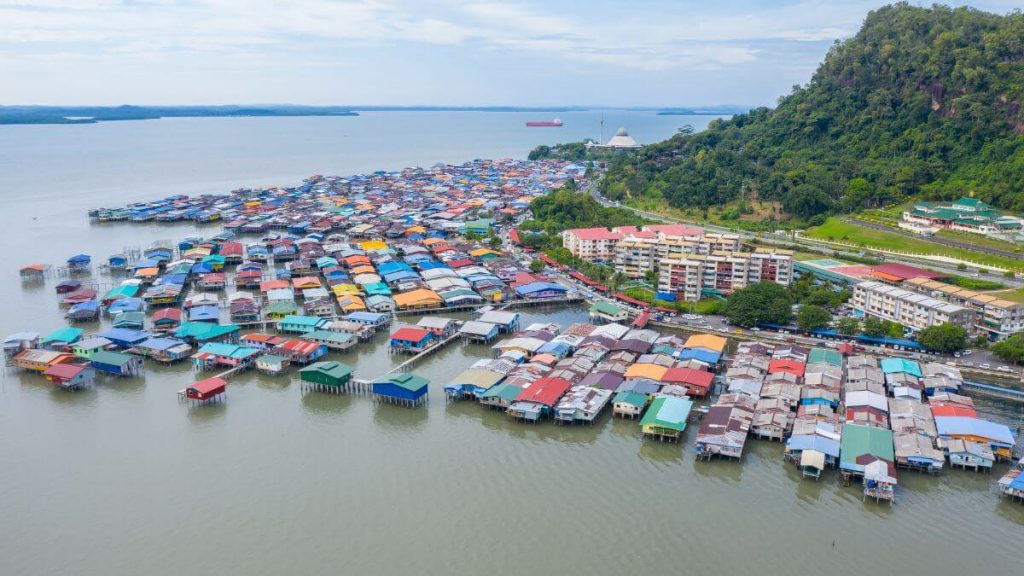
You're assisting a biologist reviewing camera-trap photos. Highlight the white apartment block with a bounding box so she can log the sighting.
[614,232,743,278]
[902,277,1024,341]
[657,249,794,302]
[851,281,974,332]
[561,228,624,262]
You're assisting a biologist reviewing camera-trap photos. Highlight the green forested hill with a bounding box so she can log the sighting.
[599,3,1024,219]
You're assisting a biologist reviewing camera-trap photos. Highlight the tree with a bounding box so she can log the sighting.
[992,333,1024,364]
[607,272,627,293]
[885,321,905,339]
[528,259,546,274]
[724,282,792,327]
[837,317,861,335]
[917,323,968,353]
[862,317,887,338]
[797,305,832,331]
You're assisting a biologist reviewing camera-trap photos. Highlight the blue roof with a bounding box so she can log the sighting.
[785,434,840,458]
[108,298,144,313]
[188,305,220,321]
[67,254,91,263]
[514,281,567,295]
[345,311,387,322]
[98,328,150,345]
[935,417,1015,446]
[139,337,187,351]
[1011,473,1024,491]
[676,348,721,363]
[70,301,100,312]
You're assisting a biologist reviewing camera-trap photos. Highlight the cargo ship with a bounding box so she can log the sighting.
[525,118,563,127]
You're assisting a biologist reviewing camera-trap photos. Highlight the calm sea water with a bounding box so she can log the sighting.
[1,112,1022,576]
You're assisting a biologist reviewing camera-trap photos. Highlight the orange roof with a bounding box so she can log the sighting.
[393,289,442,308]
[684,333,727,353]
[292,277,322,289]
[872,271,903,282]
[623,363,669,382]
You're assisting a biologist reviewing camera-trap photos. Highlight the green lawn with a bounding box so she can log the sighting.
[993,289,1024,303]
[805,218,1023,271]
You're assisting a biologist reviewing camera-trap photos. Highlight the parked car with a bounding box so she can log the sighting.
[979,363,991,370]
[997,366,1011,372]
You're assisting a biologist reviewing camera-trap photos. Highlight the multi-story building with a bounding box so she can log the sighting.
[851,281,974,332]
[613,232,743,278]
[657,249,794,301]
[561,228,624,262]
[902,277,1024,340]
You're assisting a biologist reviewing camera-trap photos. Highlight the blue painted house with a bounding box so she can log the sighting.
[372,372,430,406]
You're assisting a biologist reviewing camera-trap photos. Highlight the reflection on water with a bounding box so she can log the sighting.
[300,389,354,416]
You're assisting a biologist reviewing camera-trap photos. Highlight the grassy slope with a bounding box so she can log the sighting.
[805,218,1023,270]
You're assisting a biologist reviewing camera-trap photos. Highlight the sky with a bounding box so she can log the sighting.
[0,0,1020,107]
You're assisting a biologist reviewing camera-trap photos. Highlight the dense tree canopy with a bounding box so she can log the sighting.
[599,4,1024,218]
[524,188,651,235]
[916,323,969,352]
[724,282,793,327]
[797,305,833,331]
[991,333,1024,363]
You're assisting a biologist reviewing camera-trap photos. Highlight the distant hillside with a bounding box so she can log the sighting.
[599,3,1024,220]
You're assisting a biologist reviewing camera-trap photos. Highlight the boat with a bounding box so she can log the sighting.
[525,118,562,127]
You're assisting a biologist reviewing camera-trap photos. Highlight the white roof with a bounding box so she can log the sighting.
[845,390,889,412]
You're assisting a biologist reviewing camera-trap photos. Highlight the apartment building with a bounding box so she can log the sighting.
[614,232,743,278]
[561,228,625,262]
[657,249,794,302]
[902,277,1024,340]
[851,281,974,332]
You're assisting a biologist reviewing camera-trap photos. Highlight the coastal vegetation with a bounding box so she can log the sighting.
[992,332,1024,363]
[597,4,1024,220]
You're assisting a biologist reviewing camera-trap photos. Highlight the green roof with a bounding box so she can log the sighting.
[807,348,842,367]
[639,395,693,431]
[307,330,354,344]
[175,322,239,341]
[840,424,894,469]
[257,354,288,365]
[266,300,298,314]
[300,360,354,384]
[375,372,429,392]
[614,391,648,407]
[197,342,259,359]
[279,314,323,327]
[590,301,625,316]
[480,382,523,401]
[89,350,136,366]
[103,284,139,300]
[41,327,83,344]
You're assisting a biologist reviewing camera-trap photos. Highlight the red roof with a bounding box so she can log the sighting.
[565,227,624,241]
[514,377,572,407]
[390,327,432,343]
[614,292,648,307]
[187,377,227,398]
[871,263,945,281]
[275,338,322,355]
[151,308,183,323]
[930,403,977,418]
[219,242,244,256]
[43,363,88,380]
[448,258,473,269]
[260,280,290,292]
[641,224,703,237]
[768,359,806,377]
[508,228,521,245]
[661,367,713,389]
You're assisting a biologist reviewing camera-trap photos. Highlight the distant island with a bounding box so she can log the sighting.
[0,104,750,125]
[656,106,750,115]
[0,105,360,125]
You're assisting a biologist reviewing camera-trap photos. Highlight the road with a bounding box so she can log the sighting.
[587,175,1023,286]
